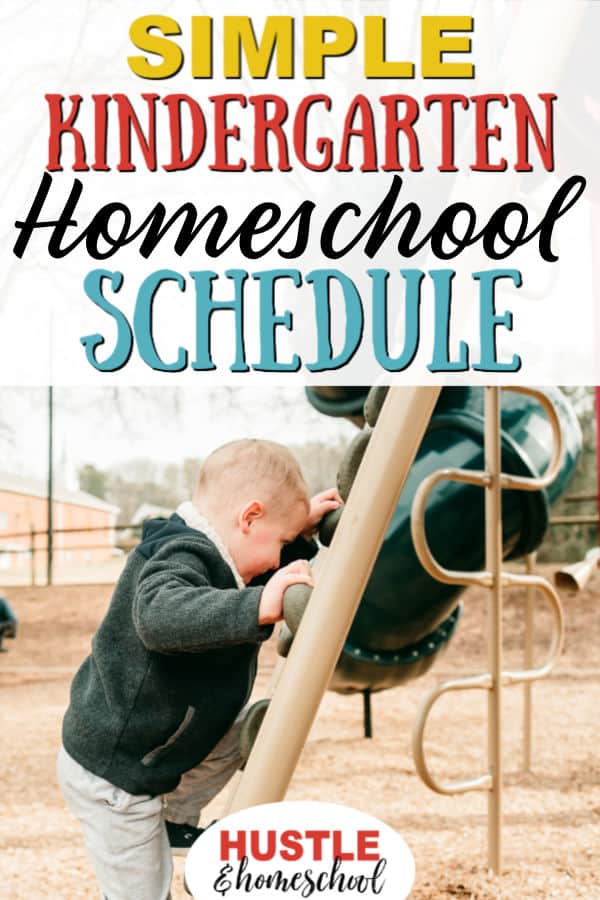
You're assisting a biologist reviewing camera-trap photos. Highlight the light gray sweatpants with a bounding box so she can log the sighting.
[57,713,245,900]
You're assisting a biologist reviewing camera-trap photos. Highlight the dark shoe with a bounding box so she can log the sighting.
[165,820,203,856]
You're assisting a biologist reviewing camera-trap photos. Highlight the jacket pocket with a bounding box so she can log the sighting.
[141,706,196,767]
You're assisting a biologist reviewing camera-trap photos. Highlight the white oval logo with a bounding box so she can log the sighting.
[185,800,415,899]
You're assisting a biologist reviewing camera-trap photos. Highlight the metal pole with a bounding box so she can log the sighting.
[47,385,53,587]
[30,526,36,587]
[523,552,536,772]
[485,387,503,874]
[363,689,372,739]
[596,388,600,546]
[229,387,441,811]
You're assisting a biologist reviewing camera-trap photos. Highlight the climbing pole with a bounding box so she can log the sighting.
[410,386,565,874]
[228,386,441,812]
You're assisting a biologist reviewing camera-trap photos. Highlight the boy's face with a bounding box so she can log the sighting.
[234,499,308,584]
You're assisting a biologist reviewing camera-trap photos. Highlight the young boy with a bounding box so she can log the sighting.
[57,439,340,900]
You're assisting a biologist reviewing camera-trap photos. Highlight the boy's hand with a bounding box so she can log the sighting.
[258,560,314,625]
[302,488,343,538]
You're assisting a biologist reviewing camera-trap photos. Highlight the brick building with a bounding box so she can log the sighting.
[0,473,119,572]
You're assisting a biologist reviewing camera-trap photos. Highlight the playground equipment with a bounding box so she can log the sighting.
[307,386,580,696]
[555,546,600,593]
[230,385,581,875]
[0,597,18,651]
[410,388,568,873]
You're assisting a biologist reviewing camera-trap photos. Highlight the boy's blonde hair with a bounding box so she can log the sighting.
[194,439,309,512]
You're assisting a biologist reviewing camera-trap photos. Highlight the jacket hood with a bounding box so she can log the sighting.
[136,513,199,559]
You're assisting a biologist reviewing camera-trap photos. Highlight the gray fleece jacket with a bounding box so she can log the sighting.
[62,514,315,796]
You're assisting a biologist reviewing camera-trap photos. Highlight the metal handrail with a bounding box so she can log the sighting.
[412,578,564,795]
[411,468,492,587]
[500,387,564,491]
[412,673,493,795]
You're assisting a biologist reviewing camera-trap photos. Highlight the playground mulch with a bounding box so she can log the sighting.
[1,565,599,899]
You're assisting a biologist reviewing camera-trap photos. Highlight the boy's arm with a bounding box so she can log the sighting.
[133,538,272,654]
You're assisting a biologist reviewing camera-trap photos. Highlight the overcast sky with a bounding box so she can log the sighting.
[0,387,356,485]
